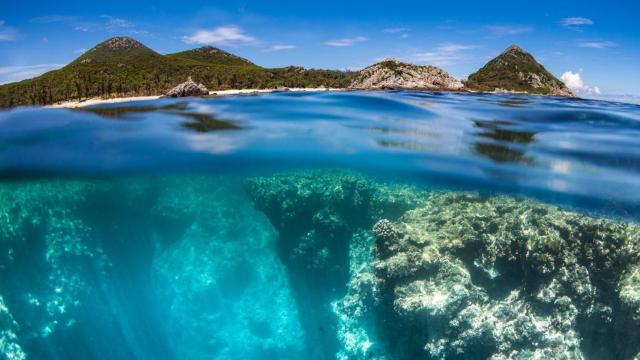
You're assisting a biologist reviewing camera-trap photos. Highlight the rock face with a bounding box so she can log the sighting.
[165,79,209,97]
[466,45,575,97]
[350,59,464,90]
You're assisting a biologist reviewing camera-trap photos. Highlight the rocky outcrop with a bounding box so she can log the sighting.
[165,79,209,97]
[467,45,575,97]
[245,170,427,359]
[350,59,464,90]
[369,192,640,359]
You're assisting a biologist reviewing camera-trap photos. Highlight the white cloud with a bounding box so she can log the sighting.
[323,36,367,47]
[577,41,617,49]
[267,44,296,51]
[73,48,87,54]
[75,25,91,32]
[561,71,601,95]
[485,25,533,36]
[0,64,64,84]
[383,28,409,34]
[384,28,410,39]
[101,15,133,29]
[183,25,256,46]
[0,20,19,41]
[413,43,477,66]
[560,17,594,31]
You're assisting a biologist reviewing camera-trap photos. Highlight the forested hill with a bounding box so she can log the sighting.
[0,37,355,108]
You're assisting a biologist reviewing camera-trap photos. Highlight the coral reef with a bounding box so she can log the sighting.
[369,192,640,359]
[246,170,426,358]
[1,171,638,360]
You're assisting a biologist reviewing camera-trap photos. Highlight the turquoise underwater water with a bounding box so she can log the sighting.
[0,91,639,359]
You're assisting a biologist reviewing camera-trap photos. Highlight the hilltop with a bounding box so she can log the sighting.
[0,37,354,107]
[0,38,575,108]
[166,46,257,67]
[350,59,464,90]
[466,45,574,97]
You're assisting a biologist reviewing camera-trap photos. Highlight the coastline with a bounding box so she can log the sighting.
[47,87,344,109]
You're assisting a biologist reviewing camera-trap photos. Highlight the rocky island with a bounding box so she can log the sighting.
[0,37,576,108]
[349,59,464,91]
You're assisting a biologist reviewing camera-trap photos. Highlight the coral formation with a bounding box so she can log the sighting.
[369,192,640,359]
[0,171,638,360]
[246,170,426,358]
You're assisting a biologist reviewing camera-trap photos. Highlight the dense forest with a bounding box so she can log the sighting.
[0,37,356,108]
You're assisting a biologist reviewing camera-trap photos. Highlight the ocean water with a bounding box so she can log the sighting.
[0,91,639,359]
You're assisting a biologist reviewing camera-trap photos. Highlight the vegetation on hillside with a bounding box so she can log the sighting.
[465,45,571,95]
[0,37,356,108]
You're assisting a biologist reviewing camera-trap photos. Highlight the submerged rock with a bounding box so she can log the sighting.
[368,192,640,359]
[152,177,304,359]
[165,78,209,97]
[246,170,427,359]
[0,180,118,358]
[350,59,464,90]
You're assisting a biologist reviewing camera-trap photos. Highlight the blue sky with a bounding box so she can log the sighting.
[0,0,638,99]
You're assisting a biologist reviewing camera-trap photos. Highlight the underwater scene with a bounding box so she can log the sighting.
[1,91,640,359]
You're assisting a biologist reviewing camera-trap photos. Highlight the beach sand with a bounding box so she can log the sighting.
[47,88,344,108]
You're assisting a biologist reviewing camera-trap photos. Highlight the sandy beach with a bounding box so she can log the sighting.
[47,87,344,109]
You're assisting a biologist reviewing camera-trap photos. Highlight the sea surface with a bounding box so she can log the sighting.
[0,91,639,359]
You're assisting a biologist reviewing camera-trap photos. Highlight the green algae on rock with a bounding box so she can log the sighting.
[370,192,640,359]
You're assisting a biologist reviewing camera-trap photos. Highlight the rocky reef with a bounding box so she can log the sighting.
[246,171,640,359]
[151,177,304,359]
[366,192,640,359]
[246,170,427,359]
[0,180,120,359]
[350,59,464,91]
[0,171,638,360]
[0,177,303,360]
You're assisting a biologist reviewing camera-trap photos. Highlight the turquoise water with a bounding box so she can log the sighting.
[0,91,639,359]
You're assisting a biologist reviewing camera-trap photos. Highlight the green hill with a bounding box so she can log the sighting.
[466,45,574,97]
[0,37,355,107]
[166,46,257,67]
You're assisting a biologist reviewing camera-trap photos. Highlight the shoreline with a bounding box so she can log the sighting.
[47,87,344,109]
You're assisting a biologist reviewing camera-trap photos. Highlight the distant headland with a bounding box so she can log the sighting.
[0,37,574,108]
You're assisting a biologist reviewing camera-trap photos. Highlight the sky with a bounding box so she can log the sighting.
[0,0,638,100]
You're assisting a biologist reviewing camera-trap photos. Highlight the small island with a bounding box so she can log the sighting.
[0,37,574,108]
